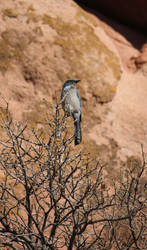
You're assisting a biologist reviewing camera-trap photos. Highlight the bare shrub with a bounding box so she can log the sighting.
[0,102,146,249]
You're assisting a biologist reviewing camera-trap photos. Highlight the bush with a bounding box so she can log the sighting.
[0,103,146,249]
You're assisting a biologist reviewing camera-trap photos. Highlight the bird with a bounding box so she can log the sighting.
[61,78,82,145]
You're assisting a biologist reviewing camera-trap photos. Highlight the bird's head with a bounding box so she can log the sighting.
[63,78,80,88]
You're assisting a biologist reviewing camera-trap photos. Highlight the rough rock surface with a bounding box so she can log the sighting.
[0,0,147,174]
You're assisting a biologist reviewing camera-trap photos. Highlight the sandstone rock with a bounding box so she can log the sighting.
[0,0,147,173]
[0,0,121,122]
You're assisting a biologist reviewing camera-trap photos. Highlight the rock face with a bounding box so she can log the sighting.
[0,0,147,174]
[75,0,147,32]
[0,0,120,119]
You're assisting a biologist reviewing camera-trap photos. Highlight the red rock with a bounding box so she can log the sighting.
[0,0,147,166]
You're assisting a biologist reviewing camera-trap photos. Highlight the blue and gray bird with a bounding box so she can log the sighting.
[61,78,82,145]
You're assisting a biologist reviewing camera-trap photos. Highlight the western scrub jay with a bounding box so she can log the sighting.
[61,78,82,145]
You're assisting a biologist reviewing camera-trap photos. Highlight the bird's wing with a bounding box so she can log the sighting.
[76,90,82,108]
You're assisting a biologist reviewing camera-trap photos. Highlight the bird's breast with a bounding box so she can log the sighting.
[63,89,81,115]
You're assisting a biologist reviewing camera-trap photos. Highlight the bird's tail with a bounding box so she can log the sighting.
[74,118,82,145]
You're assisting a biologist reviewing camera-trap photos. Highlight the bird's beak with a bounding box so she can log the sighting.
[75,80,80,83]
